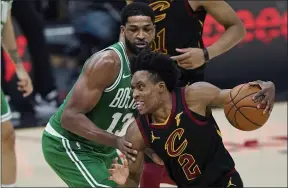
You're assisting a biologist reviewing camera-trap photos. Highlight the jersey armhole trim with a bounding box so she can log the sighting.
[180,87,208,126]
[104,47,123,92]
[118,42,131,70]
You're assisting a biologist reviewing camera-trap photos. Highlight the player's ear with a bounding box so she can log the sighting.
[157,81,166,93]
[152,24,156,35]
[120,25,125,34]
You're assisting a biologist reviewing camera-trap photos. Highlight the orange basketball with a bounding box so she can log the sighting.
[224,83,270,131]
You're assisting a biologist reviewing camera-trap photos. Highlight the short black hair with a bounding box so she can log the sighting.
[130,50,180,92]
[120,2,155,25]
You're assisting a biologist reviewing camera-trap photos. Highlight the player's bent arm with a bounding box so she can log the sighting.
[61,50,121,148]
[185,82,231,111]
[121,120,146,187]
[192,1,246,59]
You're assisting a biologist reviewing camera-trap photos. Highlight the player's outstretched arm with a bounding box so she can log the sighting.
[61,51,135,153]
[185,82,230,110]
[185,81,275,114]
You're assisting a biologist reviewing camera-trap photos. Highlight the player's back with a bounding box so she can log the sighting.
[48,42,136,156]
[135,0,206,55]
[136,88,235,187]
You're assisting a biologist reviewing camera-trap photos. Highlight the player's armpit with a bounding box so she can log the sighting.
[185,82,231,109]
[61,50,121,146]
[122,120,146,187]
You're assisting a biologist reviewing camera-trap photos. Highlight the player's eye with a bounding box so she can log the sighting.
[129,28,137,32]
[144,27,152,32]
[138,84,144,90]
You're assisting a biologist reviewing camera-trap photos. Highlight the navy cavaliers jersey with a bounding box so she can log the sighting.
[135,0,206,55]
[136,0,207,86]
[136,88,235,187]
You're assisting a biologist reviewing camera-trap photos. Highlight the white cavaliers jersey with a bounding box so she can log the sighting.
[1,0,13,34]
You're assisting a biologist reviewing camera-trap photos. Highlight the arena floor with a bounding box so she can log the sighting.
[5,102,288,187]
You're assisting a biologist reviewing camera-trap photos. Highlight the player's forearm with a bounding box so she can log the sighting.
[209,89,231,107]
[120,169,141,188]
[120,175,140,188]
[207,23,246,60]
[2,12,22,65]
[61,111,119,148]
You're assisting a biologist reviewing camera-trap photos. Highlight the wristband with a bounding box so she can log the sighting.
[203,48,210,62]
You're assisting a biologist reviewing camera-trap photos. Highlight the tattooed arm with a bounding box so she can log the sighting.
[2,8,33,97]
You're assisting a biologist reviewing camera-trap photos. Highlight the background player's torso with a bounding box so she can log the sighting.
[142,0,206,55]
[49,42,136,154]
[143,0,208,87]
[137,88,235,187]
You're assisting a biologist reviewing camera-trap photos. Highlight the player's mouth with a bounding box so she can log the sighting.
[135,41,147,48]
[136,101,145,111]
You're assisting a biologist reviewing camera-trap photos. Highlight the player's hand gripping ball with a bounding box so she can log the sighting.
[224,82,274,131]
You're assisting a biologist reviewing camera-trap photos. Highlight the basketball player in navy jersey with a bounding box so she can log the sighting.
[108,50,275,187]
[124,1,276,187]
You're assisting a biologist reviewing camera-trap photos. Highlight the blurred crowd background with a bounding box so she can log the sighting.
[1,0,287,129]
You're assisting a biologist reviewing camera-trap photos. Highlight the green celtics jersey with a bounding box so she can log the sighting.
[49,42,136,155]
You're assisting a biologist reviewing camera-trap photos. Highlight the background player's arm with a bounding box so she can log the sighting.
[61,51,122,148]
[2,8,33,97]
[2,9,22,65]
[193,1,246,59]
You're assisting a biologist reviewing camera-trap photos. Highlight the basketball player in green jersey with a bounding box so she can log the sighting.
[1,0,33,187]
[41,3,156,187]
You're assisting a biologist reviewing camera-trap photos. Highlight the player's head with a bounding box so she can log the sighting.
[120,2,155,55]
[130,49,180,114]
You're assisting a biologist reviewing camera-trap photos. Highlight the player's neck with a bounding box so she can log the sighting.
[151,93,172,124]
[119,39,133,57]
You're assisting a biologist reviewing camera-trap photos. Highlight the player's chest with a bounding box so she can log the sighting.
[146,114,219,160]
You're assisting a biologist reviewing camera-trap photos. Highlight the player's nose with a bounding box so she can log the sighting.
[132,89,140,100]
[137,30,145,40]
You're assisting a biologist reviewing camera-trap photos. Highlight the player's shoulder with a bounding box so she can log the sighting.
[84,50,121,75]
[185,82,218,101]
[88,50,120,68]
[186,82,215,93]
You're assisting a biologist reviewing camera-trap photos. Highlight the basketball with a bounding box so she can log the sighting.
[224,84,270,131]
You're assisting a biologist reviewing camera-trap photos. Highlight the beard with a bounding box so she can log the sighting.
[125,36,150,55]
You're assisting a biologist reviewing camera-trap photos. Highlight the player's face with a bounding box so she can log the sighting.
[131,71,165,114]
[121,16,155,55]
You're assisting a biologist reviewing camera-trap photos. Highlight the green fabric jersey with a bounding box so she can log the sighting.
[49,42,136,156]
